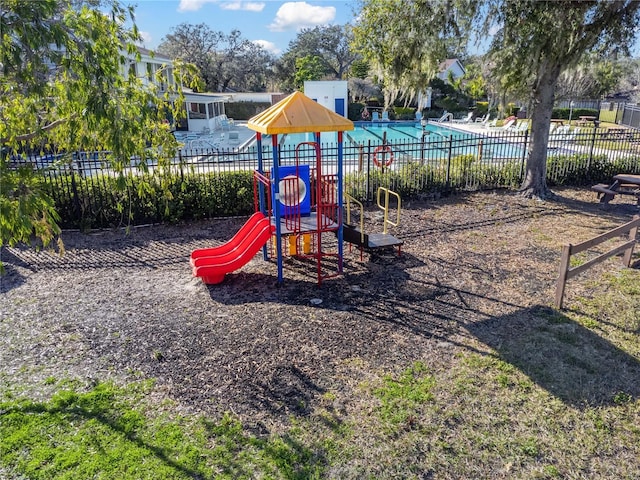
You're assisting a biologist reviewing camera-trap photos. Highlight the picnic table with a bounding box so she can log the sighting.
[577,115,597,126]
[592,174,640,205]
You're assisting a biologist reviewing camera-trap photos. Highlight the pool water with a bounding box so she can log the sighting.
[259,122,526,162]
[276,123,470,147]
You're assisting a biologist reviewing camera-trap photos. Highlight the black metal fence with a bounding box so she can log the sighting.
[13,126,640,229]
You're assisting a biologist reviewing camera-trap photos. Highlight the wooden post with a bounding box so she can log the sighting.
[555,244,572,309]
[622,214,639,267]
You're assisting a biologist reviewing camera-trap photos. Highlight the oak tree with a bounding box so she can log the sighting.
[1,0,197,257]
[354,0,640,198]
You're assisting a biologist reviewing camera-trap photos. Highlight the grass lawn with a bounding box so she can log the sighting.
[1,188,639,479]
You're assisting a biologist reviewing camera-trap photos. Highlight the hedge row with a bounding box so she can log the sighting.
[47,170,254,230]
[551,107,599,120]
[45,153,640,230]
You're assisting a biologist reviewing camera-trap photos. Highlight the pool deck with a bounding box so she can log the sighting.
[175,122,256,151]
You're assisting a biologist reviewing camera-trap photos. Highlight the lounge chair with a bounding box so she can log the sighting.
[381,111,390,121]
[217,114,234,131]
[548,125,581,148]
[501,119,517,130]
[558,127,581,142]
[452,112,474,124]
[510,121,529,133]
[372,111,380,122]
[475,113,489,124]
[550,124,569,137]
[415,111,423,121]
[488,118,516,131]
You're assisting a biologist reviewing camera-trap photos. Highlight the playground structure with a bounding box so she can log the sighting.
[191,91,403,285]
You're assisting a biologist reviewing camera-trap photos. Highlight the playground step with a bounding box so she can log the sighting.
[366,233,404,250]
[343,224,369,247]
[342,224,403,253]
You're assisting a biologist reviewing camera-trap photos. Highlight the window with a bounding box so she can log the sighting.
[188,102,206,119]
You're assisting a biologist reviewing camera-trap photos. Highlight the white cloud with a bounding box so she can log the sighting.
[138,31,153,46]
[253,39,280,55]
[221,1,265,11]
[177,0,217,12]
[268,2,336,32]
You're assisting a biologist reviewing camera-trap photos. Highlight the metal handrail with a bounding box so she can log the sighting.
[345,192,365,244]
[377,187,401,234]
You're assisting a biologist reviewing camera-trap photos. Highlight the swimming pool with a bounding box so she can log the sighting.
[274,122,469,147]
[264,122,526,163]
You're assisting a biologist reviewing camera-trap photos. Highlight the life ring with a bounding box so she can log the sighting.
[373,145,394,168]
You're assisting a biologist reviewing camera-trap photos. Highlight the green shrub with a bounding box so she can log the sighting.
[224,102,271,121]
[46,169,254,230]
[349,102,368,121]
[546,154,640,186]
[475,102,489,115]
[551,108,599,120]
[393,107,415,120]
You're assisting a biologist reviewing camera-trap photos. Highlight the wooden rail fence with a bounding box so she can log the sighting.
[555,215,640,309]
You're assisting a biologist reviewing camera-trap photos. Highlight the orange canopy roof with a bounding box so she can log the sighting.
[247,91,354,135]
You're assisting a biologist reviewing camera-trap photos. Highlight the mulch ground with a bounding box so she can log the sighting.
[1,187,638,434]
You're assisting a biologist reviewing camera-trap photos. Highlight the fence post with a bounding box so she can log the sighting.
[446,136,453,189]
[587,126,597,171]
[520,130,529,183]
[617,103,623,124]
[69,163,82,227]
[366,139,372,203]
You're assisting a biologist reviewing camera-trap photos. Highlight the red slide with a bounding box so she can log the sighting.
[191,212,275,285]
[190,212,265,267]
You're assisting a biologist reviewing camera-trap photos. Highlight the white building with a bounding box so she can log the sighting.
[181,91,229,133]
[417,59,467,110]
[124,47,228,133]
[123,47,175,92]
[437,58,466,81]
[303,81,349,117]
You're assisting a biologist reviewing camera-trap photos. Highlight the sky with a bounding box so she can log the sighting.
[126,0,357,55]
[125,0,640,58]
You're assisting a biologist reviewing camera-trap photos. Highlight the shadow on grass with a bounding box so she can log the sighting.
[207,266,640,410]
[0,248,32,293]
[0,383,326,479]
[466,305,640,408]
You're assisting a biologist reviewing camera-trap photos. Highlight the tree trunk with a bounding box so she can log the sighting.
[519,61,562,199]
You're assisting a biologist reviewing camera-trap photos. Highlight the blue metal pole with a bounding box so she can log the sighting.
[272,134,283,282]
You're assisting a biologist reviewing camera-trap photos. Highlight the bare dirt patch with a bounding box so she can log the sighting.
[1,187,638,433]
